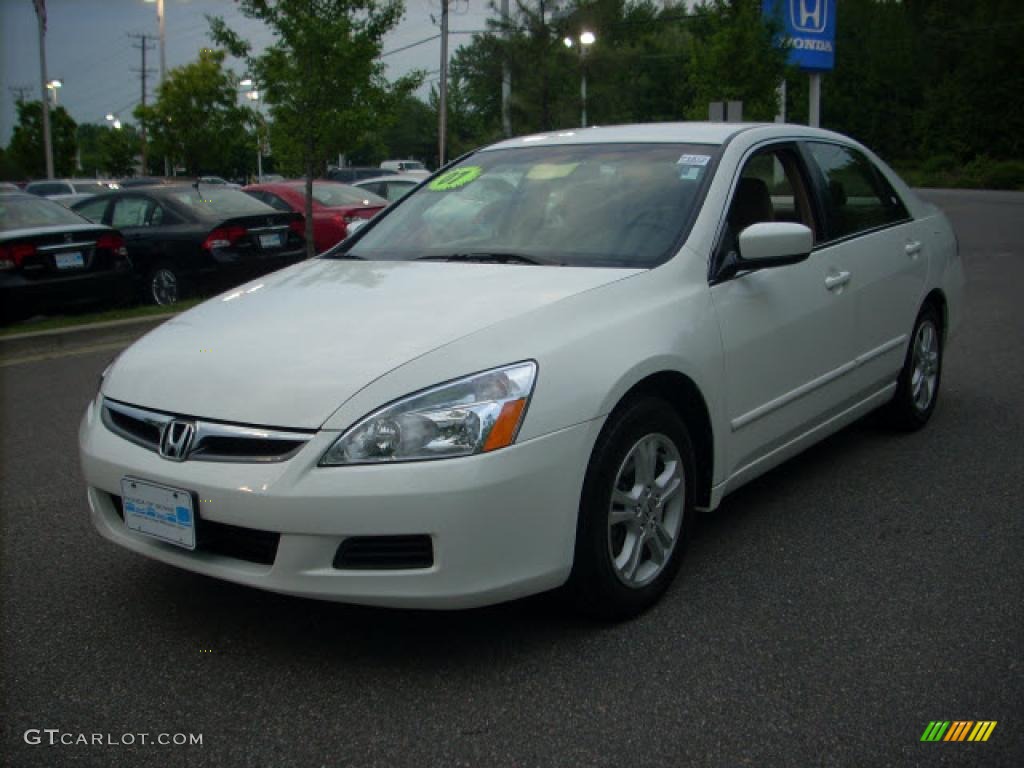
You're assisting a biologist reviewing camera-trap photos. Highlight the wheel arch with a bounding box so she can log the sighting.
[610,370,716,509]
[922,288,948,343]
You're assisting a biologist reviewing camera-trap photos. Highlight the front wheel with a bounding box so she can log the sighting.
[882,304,943,430]
[566,396,696,620]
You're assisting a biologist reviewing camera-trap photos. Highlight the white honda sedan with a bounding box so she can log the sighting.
[80,123,963,619]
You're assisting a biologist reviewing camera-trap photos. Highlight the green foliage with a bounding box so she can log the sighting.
[209,0,421,173]
[7,101,78,178]
[441,0,783,141]
[77,123,141,178]
[134,49,256,177]
[209,0,421,256]
[821,0,1024,181]
[685,0,785,121]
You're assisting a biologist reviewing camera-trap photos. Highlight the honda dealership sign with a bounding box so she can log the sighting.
[763,0,837,71]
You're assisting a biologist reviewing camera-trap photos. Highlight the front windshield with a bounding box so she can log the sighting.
[346,143,718,268]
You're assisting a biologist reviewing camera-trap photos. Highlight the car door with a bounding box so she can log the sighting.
[802,141,928,399]
[709,142,858,481]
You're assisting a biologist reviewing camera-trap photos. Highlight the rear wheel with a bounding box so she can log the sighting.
[882,304,943,430]
[567,396,695,620]
[147,264,184,306]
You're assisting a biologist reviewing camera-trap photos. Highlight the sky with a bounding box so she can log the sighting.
[0,0,496,145]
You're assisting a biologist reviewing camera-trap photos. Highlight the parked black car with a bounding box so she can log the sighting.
[72,184,306,305]
[0,192,132,322]
[325,166,398,183]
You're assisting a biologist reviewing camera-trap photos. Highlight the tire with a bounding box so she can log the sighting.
[566,396,696,620]
[882,303,943,431]
[146,264,185,306]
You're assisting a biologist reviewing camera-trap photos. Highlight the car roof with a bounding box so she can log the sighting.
[480,121,850,151]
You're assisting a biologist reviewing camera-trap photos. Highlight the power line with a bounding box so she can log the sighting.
[381,34,441,57]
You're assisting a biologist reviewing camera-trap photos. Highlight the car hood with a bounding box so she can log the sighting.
[104,258,643,429]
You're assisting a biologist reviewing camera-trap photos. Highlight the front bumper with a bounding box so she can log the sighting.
[79,396,599,609]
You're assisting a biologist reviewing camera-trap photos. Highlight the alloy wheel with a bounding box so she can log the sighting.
[151,268,178,306]
[911,320,940,412]
[608,433,685,588]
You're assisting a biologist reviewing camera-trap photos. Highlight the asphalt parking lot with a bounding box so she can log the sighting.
[1,189,1021,767]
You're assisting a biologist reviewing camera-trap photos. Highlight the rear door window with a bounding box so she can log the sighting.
[806,142,910,240]
[111,197,155,229]
[75,198,110,224]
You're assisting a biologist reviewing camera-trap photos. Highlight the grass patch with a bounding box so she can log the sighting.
[0,298,203,337]
[898,156,1024,191]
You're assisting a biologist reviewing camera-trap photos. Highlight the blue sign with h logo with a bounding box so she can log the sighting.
[763,0,837,71]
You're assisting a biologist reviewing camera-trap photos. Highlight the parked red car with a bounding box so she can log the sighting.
[243,181,387,253]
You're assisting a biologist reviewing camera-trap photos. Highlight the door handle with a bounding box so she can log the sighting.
[824,271,851,291]
[905,241,922,257]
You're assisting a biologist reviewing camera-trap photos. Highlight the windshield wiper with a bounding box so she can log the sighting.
[415,252,561,266]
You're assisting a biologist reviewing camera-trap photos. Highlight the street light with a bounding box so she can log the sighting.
[239,84,266,182]
[105,113,122,129]
[46,78,63,106]
[563,31,596,128]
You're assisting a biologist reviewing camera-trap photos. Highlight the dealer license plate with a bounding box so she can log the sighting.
[120,477,196,550]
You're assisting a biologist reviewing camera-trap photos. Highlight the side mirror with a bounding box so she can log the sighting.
[737,222,813,268]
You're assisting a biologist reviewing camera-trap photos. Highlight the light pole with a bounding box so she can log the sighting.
[563,31,595,128]
[241,82,264,182]
[46,78,62,107]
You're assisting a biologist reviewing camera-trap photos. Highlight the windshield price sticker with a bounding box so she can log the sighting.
[677,154,711,167]
[429,166,483,191]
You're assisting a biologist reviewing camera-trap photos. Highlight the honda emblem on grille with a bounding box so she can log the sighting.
[159,420,195,461]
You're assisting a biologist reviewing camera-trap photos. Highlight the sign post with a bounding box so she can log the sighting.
[763,0,836,127]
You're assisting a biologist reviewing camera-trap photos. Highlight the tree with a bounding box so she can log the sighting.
[7,101,78,178]
[684,0,786,121]
[134,49,256,178]
[76,123,142,178]
[210,0,421,258]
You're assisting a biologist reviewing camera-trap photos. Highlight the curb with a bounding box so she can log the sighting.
[0,313,177,363]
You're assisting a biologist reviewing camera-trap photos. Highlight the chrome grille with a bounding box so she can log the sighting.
[101,398,312,463]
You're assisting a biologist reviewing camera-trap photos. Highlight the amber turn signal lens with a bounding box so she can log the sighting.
[482,398,528,452]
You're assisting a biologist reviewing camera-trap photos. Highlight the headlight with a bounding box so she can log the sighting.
[320,361,537,465]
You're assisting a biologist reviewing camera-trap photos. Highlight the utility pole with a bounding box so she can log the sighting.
[9,85,32,104]
[438,0,449,168]
[500,0,511,137]
[156,0,169,176]
[157,0,166,83]
[130,33,156,173]
[33,0,54,179]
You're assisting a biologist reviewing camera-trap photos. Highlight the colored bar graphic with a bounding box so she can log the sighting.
[921,721,950,741]
[922,720,997,742]
[944,721,972,741]
[967,722,998,742]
